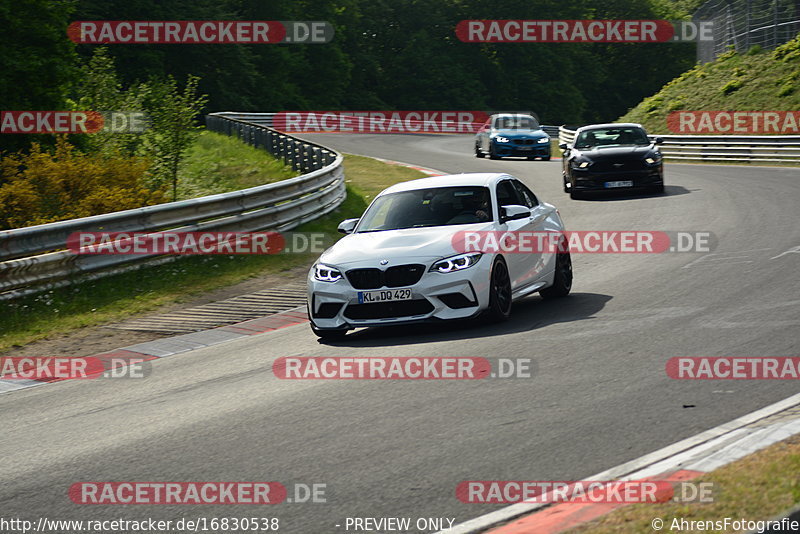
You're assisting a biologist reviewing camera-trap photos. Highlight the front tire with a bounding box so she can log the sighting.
[489,145,500,160]
[541,156,551,161]
[475,144,485,158]
[486,257,512,321]
[540,251,572,299]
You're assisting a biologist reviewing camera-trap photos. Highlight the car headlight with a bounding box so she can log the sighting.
[494,136,510,144]
[537,137,549,144]
[313,263,343,282]
[430,253,483,273]
[573,160,591,169]
[644,155,662,165]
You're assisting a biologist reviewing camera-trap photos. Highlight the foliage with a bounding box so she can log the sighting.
[721,78,744,94]
[61,0,698,125]
[72,49,208,199]
[0,0,77,154]
[136,75,208,199]
[0,138,165,229]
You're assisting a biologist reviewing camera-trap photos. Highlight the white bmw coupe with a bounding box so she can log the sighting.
[307,173,572,339]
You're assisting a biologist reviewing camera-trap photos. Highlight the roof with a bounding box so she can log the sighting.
[380,173,509,195]
[492,113,536,119]
[575,122,644,132]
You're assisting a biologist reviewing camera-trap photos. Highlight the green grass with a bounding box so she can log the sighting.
[619,34,800,134]
[0,151,426,352]
[176,131,297,199]
[551,139,563,159]
[565,435,800,533]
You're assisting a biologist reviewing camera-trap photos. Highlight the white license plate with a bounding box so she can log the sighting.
[358,288,412,304]
[604,180,634,188]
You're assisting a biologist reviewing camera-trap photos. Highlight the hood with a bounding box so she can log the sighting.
[579,145,655,160]
[493,128,547,139]
[319,223,494,267]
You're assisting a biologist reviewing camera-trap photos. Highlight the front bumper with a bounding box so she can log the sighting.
[307,261,492,330]
[569,166,663,191]
[493,140,550,158]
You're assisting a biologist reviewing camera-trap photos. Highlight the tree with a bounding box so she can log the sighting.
[137,76,208,200]
[0,0,77,154]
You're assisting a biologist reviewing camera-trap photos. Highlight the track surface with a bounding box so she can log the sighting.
[2,134,799,532]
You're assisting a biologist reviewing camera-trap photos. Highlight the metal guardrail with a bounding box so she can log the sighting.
[558,126,800,164]
[0,114,346,300]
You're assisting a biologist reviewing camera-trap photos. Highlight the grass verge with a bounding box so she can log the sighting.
[176,130,297,199]
[565,434,800,533]
[0,152,426,352]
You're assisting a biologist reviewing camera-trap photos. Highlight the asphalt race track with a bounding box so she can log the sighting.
[1,133,799,533]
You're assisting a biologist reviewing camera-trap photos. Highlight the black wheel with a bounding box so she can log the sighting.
[489,145,500,160]
[475,144,485,158]
[540,251,572,299]
[527,155,536,161]
[311,323,348,341]
[487,257,512,321]
[569,189,582,200]
[651,183,665,194]
[563,174,570,193]
[541,156,551,161]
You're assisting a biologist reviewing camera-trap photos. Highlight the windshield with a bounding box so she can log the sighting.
[574,127,650,149]
[357,186,493,232]
[493,115,540,130]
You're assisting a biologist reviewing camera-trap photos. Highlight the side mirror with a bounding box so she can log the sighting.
[654,137,664,145]
[558,143,569,150]
[337,218,359,234]
[500,205,531,223]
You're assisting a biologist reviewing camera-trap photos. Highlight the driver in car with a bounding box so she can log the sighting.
[448,191,491,224]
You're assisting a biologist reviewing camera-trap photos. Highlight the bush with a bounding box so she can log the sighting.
[746,44,763,55]
[773,35,800,62]
[777,82,795,97]
[721,79,743,94]
[0,138,165,229]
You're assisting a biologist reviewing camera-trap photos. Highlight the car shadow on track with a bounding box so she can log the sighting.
[319,292,612,347]
[571,185,692,201]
